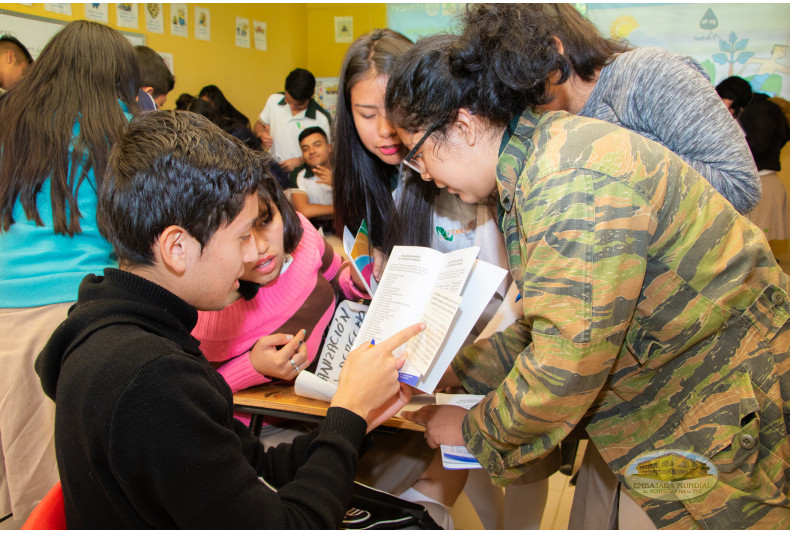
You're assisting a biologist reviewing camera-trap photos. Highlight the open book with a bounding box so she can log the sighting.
[294,245,506,399]
[350,245,506,393]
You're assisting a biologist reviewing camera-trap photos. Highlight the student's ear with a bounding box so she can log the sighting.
[157,225,196,275]
[553,36,565,55]
[1,49,13,65]
[454,108,482,147]
[142,86,155,96]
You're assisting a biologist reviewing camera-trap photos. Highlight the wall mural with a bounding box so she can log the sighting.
[586,3,790,99]
[387,4,790,100]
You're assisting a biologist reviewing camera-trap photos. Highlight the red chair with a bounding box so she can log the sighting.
[21,481,66,530]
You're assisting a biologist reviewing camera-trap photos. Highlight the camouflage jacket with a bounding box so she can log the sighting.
[452,110,790,528]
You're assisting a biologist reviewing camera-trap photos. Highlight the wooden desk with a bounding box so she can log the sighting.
[233,383,425,434]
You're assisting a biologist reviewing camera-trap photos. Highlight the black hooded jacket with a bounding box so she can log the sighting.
[36,268,367,528]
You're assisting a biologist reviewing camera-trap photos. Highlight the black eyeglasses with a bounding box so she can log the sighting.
[402,123,440,174]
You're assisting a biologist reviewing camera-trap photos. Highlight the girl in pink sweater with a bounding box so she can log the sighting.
[192,177,367,392]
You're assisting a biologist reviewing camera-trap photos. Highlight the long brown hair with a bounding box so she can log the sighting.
[0,20,141,235]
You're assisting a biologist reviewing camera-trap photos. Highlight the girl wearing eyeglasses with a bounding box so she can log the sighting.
[385,26,790,531]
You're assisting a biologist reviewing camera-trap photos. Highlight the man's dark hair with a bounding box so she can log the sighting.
[175,92,195,110]
[98,111,270,266]
[198,85,250,128]
[298,126,328,144]
[284,68,315,102]
[135,45,175,98]
[716,76,753,118]
[0,35,33,64]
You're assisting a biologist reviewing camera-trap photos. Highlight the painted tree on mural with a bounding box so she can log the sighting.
[712,31,754,77]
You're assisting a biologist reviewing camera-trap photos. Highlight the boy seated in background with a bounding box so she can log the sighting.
[0,35,33,92]
[35,111,422,528]
[289,126,335,233]
[134,45,175,110]
[253,68,332,173]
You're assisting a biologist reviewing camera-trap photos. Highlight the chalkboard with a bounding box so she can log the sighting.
[0,9,144,60]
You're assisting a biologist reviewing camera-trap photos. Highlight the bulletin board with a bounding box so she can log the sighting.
[0,9,144,60]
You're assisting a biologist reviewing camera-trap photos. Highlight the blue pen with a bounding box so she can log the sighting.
[515,293,522,303]
[370,339,376,346]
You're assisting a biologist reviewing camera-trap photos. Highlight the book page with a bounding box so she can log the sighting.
[406,258,507,393]
[402,288,463,377]
[351,246,445,350]
[434,246,479,294]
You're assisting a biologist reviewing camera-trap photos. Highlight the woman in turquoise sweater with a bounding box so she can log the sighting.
[0,20,140,523]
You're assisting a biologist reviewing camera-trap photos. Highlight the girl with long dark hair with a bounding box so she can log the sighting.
[0,20,140,521]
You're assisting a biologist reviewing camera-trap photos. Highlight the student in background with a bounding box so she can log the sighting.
[134,45,174,110]
[716,75,753,118]
[0,35,32,92]
[289,126,335,233]
[35,110,423,528]
[186,97,262,152]
[0,20,139,523]
[253,68,332,173]
[175,92,195,110]
[457,3,759,215]
[719,76,790,244]
[386,29,790,530]
[199,84,252,129]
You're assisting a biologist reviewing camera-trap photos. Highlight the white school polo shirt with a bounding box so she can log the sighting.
[257,93,332,162]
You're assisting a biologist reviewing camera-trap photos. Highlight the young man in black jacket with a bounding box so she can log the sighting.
[35,111,423,528]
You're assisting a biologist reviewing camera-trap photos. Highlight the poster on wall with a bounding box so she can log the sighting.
[586,3,790,100]
[334,16,353,43]
[170,3,188,38]
[194,6,210,41]
[236,17,250,48]
[116,3,139,29]
[44,4,71,16]
[315,77,339,119]
[253,20,267,51]
[84,4,108,24]
[145,3,164,34]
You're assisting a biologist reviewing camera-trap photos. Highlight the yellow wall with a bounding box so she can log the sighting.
[306,3,388,78]
[1,3,386,124]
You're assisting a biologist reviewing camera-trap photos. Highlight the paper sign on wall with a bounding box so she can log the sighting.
[116,3,139,29]
[334,16,353,43]
[84,4,108,23]
[194,6,210,41]
[145,3,164,34]
[235,16,250,48]
[253,20,267,51]
[170,3,188,37]
[44,4,71,15]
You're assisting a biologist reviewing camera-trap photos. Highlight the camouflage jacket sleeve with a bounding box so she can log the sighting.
[451,317,530,395]
[462,165,653,484]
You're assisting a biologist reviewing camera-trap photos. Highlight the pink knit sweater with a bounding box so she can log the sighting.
[192,214,366,393]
